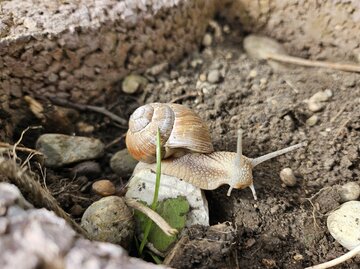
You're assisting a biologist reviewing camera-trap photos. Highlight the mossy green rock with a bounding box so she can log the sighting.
[135,197,189,252]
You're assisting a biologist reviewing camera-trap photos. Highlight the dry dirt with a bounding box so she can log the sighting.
[2,21,360,269]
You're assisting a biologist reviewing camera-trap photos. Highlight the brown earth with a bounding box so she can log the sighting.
[1,21,360,269]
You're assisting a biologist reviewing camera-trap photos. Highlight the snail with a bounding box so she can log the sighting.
[126,103,305,200]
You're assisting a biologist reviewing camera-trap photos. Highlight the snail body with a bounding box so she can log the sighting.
[127,103,305,199]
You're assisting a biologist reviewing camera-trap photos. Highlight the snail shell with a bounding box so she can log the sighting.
[126,103,214,163]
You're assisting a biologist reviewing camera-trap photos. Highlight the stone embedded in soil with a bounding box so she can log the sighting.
[308,89,333,112]
[202,33,213,47]
[306,115,319,126]
[243,35,289,71]
[70,161,101,179]
[110,148,138,177]
[36,134,104,167]
[327,201,360,250]
[92,179,116,197]
[338,182,360,202]
[81,196,134,249]
[207,69,221,83]
[122,74,147,94]
[279,167,297,186]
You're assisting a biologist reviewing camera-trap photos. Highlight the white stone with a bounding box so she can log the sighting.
[279,167,297,187]
[327,201,360,250]
[126,168,209,227]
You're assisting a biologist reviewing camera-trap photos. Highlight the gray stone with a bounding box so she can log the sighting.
[110,149,138,176]
[207,69,221,84]
[36,134,105,167]
[81,196,135,248]
[0,182,168,269]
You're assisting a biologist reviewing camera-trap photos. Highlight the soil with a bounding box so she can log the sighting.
[2,20,360,268]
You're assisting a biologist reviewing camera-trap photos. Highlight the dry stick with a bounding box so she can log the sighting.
[305,244,360,269]
[125,197,178,236]
[170,92,198,103]
[265,52,360,73]
[49,97,128,126]
[0,157,86,236]
[0,142,43,156]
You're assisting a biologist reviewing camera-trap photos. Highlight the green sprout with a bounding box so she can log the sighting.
[139,127,162,255]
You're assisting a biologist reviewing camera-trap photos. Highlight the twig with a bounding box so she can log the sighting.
[284,79,299,93]
[265,52,360,73]
[330,104,347,123]
[105,133,127,149]
[305,244,360,269]
[12,126,42,159]
[0,142,43,156]
[125,197,178,237]
[170,92,198,103]
[49,97,127,126]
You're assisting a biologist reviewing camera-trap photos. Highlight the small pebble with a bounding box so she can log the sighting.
[92,180,116,197]
[81,196,134,248]
[190,59,203,68]
[223,25,230,34]
[70,161,101,179]
[293,254,303,261]
[248,69,257,78]
[310,90,332,103]
[69,204,85,217]
[308,101,324,112]
[207,70,220,84]
[338,182,360,202]
[122,74,147,94]
[147,62,168,76]
[202,33,212,47]
[199,73,207,82]
[36,134,104,167]
[306,115,319,126]
[110,149,138,176]
[279,167,297,187]
[327,201,360,250]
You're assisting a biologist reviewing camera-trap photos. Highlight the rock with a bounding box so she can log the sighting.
[122,74,147,94]
[0,183,166,269]
[92,180,116,197]
[306,115,319,126]
[308,102,324,112]
[327,201,360,250]
[308,89,332,112]
[110,149,138,176]
[70,161,101,179]
[36,134,105,167]
[207,69,220,84]
[248,69,257,78]
[126,168,209,227]
[202,33,212,47]
[81,196,135,249]
[146,62,168,76]
[338,182,360,202]
[69,204,85,217]
[243,35,288,71]
[279,167,297,187]
[199,73,207,81]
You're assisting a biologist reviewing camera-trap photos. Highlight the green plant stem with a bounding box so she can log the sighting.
[139,128,162,255]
